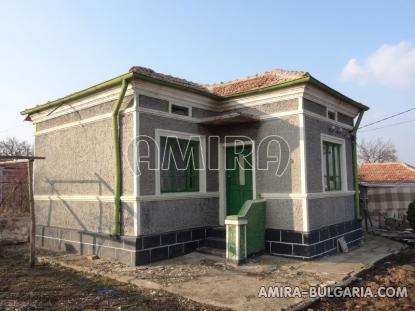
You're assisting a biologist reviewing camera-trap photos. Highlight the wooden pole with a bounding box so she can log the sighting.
[27,160,35,267]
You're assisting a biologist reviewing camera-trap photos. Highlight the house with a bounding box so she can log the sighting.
[359,162,415,228]
[21,66,368,265]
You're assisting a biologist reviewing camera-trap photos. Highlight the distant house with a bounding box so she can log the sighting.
[21,66,368,265]
[0,161,29,215]
[359,162,415,227]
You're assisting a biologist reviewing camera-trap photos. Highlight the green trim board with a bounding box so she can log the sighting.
[225,199,266,264]
[237,199,266,255]
[21,72,134,116]
[111,79,130,237]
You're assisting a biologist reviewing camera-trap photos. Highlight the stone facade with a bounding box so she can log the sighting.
[36,224,211,266]
[265,219,363,259]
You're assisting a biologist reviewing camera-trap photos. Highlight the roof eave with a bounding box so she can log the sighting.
[219,76,368,112]
[20,72,135,116]
[307,76,369,111]
[21,71,369,117]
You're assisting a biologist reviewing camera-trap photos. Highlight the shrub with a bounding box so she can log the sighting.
[407,200,415,230]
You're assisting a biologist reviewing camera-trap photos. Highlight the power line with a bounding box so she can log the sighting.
[360,118,415,133]
[359,106,415,129]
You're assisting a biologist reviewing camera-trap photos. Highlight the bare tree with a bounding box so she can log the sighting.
[358,138,398,163]
[0,137,33,157]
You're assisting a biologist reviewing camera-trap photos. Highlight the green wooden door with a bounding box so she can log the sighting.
[226,145,253,215]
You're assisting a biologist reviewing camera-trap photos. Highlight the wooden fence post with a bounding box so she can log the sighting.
[27,160,35,268]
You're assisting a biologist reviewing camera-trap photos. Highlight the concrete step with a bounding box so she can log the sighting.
[196,246,226,258]
[208,226,226,239]
[204,236,226,250]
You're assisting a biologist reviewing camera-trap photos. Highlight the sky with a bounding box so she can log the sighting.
[0,1,414,164]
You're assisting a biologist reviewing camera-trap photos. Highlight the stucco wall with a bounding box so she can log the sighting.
[303,98,326,116]
[230,98,298,116]
[139,94,169,112]
[138,112,216,195]
[192,107,220,118]
[33,95,135,236]
[34,114,134,196]
[138,198,219,235]
[308,196,355,230]
[337,112,354,126]
[35,200,135,235]
[266,199,304,231]
[213,115,302,194]
[304,115,354,193]
[303,113,356,231]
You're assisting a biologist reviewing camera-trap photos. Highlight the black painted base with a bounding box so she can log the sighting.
[265,219,363,259]
[35,225,211,266]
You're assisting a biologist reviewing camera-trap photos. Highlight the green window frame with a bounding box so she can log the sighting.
[322,141,342,191]
[160,137,199,193]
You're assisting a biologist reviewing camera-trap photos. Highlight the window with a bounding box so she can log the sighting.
[160,137,199,192]
[327,110,337,120]
[322,141,342,191]
[171,104,190,116]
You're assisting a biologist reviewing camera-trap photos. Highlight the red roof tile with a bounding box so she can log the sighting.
[206,69,309,96]
[130,66,308,97]
[359,162,415,183]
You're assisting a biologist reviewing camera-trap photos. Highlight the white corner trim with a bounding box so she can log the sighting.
[260,191,355,200]
[225,219,248,225]
[298,97,309,232]
[34,192,220,203]
[133,94,140,236]
[308,190,355,199]
[261,192,307,199]
[137,192,219,201]
[34,195,137,203]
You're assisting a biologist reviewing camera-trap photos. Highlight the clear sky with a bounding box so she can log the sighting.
[1,1,414,164]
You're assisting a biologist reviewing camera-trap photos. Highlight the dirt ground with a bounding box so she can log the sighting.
[312,247,415,311]
[0,235,412,311]
[30,234,406,311]
[0,244,229,311]
[0,216,29,243]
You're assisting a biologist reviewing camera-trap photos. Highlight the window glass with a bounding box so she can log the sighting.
[323,141,342,191]
[171,105,189,116]
[328,111,336,120]
[160,137,199,192]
